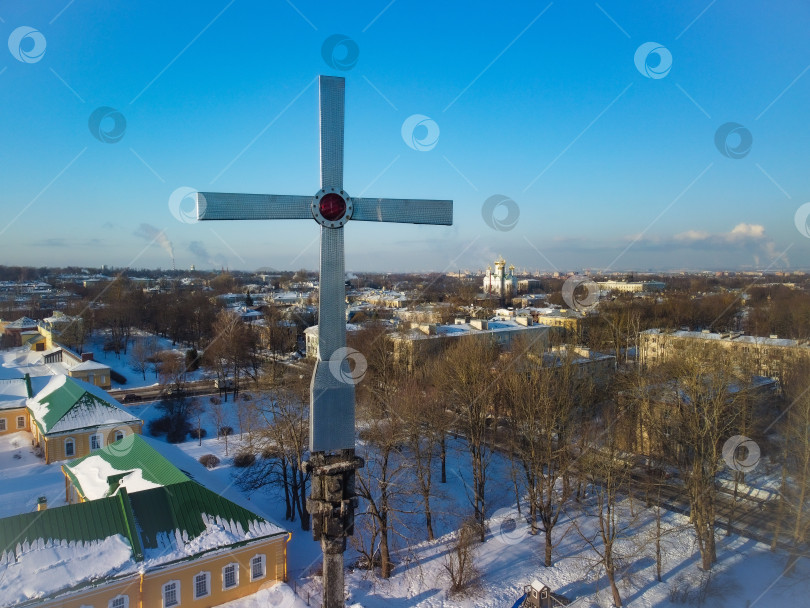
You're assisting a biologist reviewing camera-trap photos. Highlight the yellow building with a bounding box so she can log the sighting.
[0,478,289,607]
[391,317,551,370]
[27,375,143,464]
[34,316,111,389]
[530,308,585,339]
[640,329,810,384]
[38,344,112,390]
[0,375,33,436]
[597,280,666,293]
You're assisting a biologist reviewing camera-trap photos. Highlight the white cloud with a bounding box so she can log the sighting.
[728,223,765,239]
[674,229,710,242]
[673,223,766,244]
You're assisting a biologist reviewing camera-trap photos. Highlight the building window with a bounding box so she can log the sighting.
[193,571,210,599]
[0,418,5,432]
[109,596,129,608]
[115,430,125,442]
[162,581,180,607]
[90,434,103,450]
[65,438,75,457]
[250,554,266,581]
[223,563,239,589]
[16,416,25,429]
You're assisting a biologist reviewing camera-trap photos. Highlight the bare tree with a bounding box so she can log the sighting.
[154,395,202,443]
[261,303,297,361]
[444,518,480,596]
[502,342,583,566]
[438,337,500,542]
[236,393,260,440]
[203,310,260,400]
[574,404,638,608]
[399,378,442,541]
[238,369,311,531]
[157,350,187,393]
[355,403,409,579]
[210,396,230,456]
[130,336,158,380]
[659,340,752,570]
[780,356,810,573]
[57,316,89,353]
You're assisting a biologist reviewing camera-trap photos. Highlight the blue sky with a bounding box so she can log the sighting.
[1,1,809,273]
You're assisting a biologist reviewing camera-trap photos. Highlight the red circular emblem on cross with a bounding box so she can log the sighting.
[319,193,346,221]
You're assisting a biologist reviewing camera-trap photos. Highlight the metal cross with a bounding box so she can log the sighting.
[196,75,453,452]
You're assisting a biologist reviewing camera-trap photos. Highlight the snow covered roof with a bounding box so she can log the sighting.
[643,328,807,349]
[0,493,140,607]
[4,316,38,329]
[63,434,190,500]
[133,482,284,567]
[70,359,110,372]
[27,375,140,434]
[394,318,549,341]
[0,378,29,411]
[304,323,361,335]
[0,480,287,607]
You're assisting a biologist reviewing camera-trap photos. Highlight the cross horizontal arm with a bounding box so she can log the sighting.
[351,198,453,225]
[196,192,313,221]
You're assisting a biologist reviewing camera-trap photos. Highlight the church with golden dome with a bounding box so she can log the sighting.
[483,256,517,297]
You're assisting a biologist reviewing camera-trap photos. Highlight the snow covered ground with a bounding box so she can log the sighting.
[81,330,207,389]
[147,396,809,608]
[341,502,810,608]
[1,375,808,607]
[0,432,67,518]
[0,330,206,390]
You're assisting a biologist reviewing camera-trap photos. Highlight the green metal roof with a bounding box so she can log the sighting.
[0,490,142,561]
[28,375,139,434]
[63,434,190,500]
[129,481,283,552]
[0,480,283,567]
[33,376,88,432]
